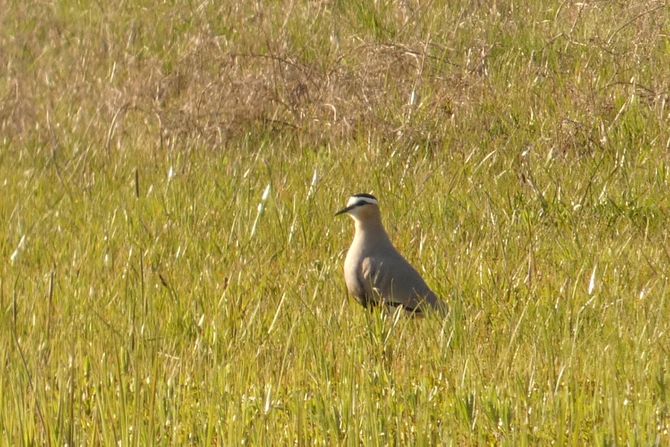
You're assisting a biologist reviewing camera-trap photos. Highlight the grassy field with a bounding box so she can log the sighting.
[2,0,670,444]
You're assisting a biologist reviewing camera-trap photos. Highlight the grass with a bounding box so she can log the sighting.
[1,0,670,444]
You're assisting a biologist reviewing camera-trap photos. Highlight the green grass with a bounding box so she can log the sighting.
[1,0,670,444]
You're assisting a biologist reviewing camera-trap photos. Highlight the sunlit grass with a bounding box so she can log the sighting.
[1,0,669,445]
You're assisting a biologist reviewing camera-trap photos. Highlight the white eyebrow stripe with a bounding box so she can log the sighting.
[347,196,378,207]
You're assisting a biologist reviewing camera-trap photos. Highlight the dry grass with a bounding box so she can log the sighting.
[1,0,670,445]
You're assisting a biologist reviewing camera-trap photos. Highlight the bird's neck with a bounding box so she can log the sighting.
[354,218,392,246]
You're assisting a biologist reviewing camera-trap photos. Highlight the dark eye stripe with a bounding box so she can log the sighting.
[354,200,371,207]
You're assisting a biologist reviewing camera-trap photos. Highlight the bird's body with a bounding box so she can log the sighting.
[336,193,447,315]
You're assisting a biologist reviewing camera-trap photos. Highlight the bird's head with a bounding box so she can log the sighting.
[335,193,381,223]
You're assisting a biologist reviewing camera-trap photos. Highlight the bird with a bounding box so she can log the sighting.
[336,193,447,316]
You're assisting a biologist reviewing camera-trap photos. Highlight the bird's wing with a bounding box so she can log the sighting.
[360,256,382,306]
[354,266,375,308]
[361,253,441,312]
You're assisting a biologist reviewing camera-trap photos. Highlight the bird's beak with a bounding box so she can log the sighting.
[335,204,355,216]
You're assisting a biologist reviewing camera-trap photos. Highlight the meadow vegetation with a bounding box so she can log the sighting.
[1,0,670,444]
